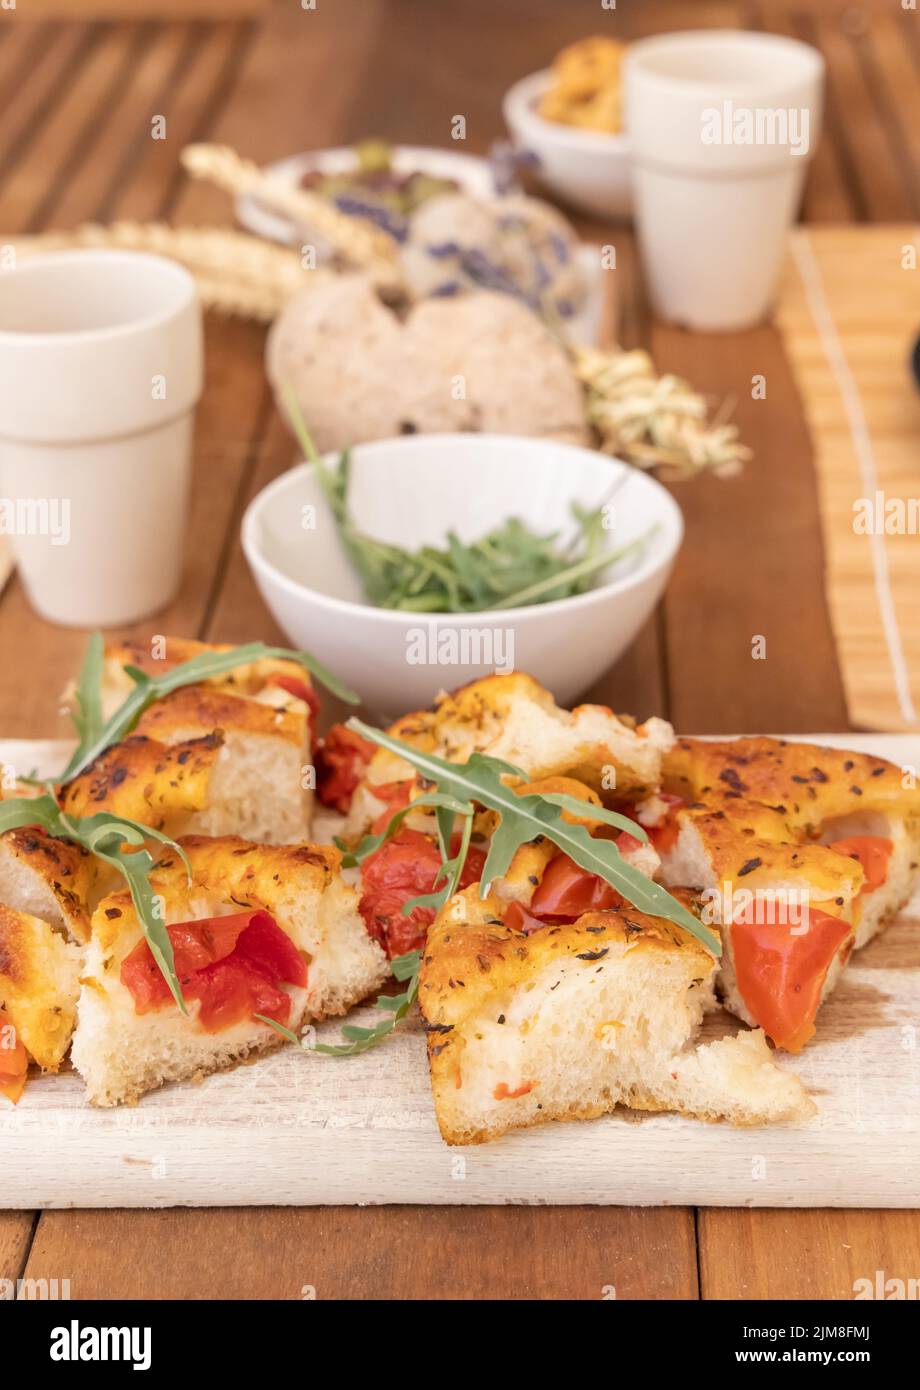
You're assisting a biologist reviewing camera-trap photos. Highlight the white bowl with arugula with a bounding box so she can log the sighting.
[242,431,682,715]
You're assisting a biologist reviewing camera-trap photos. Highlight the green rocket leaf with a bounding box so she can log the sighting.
[0,794,190,1012]
[345,722,720,956]
[59,638,359,784]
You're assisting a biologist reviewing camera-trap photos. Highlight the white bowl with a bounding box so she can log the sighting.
[503,70,632,221]
[242,434,681,715]
[235,144,496,246]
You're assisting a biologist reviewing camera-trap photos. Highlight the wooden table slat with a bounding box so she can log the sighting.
[0,24,97,190]
[700,1208,920,1300]
[1,24,147,234]
[48,22,196,229]
[109,20,253,224]
[0,1212,35,1290]
[861,13,920,221]
[654,325,850,736]
[24,1206,699,1301]
[0,21,56,119]
[804,9,917,222]
[752,2,858,223]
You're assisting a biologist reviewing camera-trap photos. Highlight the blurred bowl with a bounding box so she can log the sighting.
[503,70,632,221]
[242,434,681,714]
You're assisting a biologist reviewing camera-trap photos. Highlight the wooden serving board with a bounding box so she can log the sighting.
[2,733,919,1210]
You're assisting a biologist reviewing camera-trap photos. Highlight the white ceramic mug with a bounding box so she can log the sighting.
[0,250,203,626]
[624,31,824,331]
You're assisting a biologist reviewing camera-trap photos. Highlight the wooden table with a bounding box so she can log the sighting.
[2,0,919,1300]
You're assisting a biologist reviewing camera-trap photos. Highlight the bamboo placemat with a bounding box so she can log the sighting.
[776,225,920,732]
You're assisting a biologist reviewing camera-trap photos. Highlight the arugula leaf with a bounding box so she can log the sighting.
[0,794,190,1011]
[59,639,359,784]
[346,720,721,957]
[257,948,423,1057]
[482,531,653,611]
[401,805,474,918]
[0,793,62,839]
[536,793,648,841]
[70,631,105,747]
[334,790,474,869]
[281,384,652,615]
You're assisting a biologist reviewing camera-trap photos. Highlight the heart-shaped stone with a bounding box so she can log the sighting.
[266,275,588,453]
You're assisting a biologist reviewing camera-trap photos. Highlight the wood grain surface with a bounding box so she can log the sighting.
[1,0,918,1299]
[22,1206,698,1301]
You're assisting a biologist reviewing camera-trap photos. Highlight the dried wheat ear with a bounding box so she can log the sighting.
[181,142,405,293]
[9,223,326,322]
[573,345,752,478]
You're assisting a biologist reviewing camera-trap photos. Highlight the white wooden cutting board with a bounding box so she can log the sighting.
[2,733,919,1210]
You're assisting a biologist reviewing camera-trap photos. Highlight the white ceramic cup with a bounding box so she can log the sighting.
[0,250,203,626]
[624,31,824,331]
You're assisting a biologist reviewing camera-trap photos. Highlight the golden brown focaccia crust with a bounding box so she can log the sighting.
[103,636,313,697]
[60,733,223,829]
[420,885,711,1033]
[0,902,82,1070]
[675,799,865,905]
[91,835,346,956]
[0,828,97,944]
[344,672,674,838]
[93,637,316,738]
[134,684,306,744]
[418,883,816,1143]
[664,737,920,833]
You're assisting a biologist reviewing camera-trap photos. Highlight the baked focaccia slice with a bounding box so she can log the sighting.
[662,737,920,950]
[60,733,223,834]
[60,722,307,845]
[419,887,812,1144]
[0,826,96,944]
[80,636,316,841]
[654,798,864,1051]
[339,671,674,837]
[70,835,388,1106]
[98,636,319,726]
[0,817,96,1099]
[0,903,83,1099]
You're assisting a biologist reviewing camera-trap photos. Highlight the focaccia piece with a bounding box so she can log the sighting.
[655,799,864,1051]
[0,903,83,1074]
[73,636,316,838]
[70,835,388,1106]
[0,828,97,944]
[61,733,222,832]
[662,737,920,952]
[345,671,674,837]
[419,886,812,1144]
[98,636,317,722]
[833,813,920,949]
[664,736,920,834]
[61,720,308,845]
